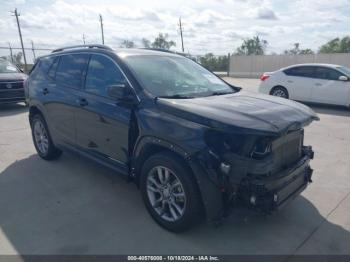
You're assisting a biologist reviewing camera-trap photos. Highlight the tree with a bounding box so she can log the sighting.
[235,36,268,55]
[141,38,151,48]
[1,52,23,65]
[120,40,135,48]
[151,33,176,50]
[319,36,350,53]
[284,43,314,55]
[199,53,228,72]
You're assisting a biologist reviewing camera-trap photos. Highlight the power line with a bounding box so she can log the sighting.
[11,8,28,71]
[99,14,105,45]
[178,17,184,53]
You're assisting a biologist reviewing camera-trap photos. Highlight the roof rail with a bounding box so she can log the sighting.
[52,44,113,53]
[139,48,174,53]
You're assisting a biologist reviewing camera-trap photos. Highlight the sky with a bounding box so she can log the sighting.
[1,0,350,62]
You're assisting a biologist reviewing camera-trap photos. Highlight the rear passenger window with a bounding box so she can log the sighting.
[56,54,89,89]
[85,55,126,97]
[284,66,315,78]
[314,67,342,81]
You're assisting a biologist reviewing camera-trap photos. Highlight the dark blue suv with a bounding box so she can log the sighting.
[26,45,318,232]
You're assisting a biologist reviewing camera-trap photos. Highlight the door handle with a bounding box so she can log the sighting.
[287,80,293,83]
[76,98,88,107]
[315,83,322,86]
[42,88,49,95]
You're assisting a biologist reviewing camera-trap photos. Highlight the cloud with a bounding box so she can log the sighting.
[1,0,349,59]
[256,8,278,20]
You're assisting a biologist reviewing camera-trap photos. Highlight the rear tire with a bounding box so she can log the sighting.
[30,114,62,160]
[270,86,289,99]
[140,152,203,232]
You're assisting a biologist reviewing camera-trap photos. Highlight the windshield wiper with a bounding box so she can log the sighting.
[209,91,234,96]
[157,94,194,99]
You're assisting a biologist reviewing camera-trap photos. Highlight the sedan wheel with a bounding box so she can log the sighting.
[271,87,288,98]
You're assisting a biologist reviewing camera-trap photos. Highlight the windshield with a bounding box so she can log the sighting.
[337,66,350,77]
[0,60,20,73]
[124,55,234,98]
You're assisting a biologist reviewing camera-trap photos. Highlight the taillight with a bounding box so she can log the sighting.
[260,74,270,81]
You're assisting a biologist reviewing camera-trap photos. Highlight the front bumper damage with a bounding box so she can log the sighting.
[191,143,314,223]
[239,146,313,212]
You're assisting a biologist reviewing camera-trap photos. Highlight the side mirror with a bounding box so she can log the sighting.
[339,75,348,81]
[107,82,136,104]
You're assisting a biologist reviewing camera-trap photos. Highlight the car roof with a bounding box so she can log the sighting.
[283,63,343,70]
[41,45,182,60]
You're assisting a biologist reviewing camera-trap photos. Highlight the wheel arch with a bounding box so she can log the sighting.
[132,137,191,187]
[132,137,224,223]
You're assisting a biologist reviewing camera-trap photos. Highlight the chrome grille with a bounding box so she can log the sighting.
[0,81,24,90]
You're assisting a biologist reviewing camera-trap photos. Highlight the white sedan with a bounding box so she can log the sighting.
[259,63,350,107]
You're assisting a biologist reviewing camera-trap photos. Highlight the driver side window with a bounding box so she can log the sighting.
[85,55,126,97]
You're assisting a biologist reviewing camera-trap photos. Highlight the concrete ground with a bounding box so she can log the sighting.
[0,78,349,255]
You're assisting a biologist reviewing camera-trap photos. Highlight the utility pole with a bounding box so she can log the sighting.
[11,8,27,71]
[178,17,184,53]
[8,42,14,63]
[99,14,105,45]
[31,40,36,60]
[83,33,86,45]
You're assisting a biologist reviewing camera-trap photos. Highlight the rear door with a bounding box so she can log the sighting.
[75,54,132,166]
[283,66,315,102]
[44,53,89,146]
[310,66,350,106]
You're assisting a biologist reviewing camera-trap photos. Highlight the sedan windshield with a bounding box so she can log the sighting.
[0,60,20,73]
[124,55,235,98]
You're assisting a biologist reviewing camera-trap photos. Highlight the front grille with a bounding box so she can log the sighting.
[272,130,303,171]
[0,89,25,99]
[0,81,24,90]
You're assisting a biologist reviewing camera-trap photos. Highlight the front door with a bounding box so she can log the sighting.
[311,66,350,106]
[75,54,132,165]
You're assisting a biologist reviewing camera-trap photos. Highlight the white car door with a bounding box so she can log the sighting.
[311,67,350,106]
[283,66,315,102]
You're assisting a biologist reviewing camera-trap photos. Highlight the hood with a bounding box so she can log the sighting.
[156,91,319,136]
[0,73,27,82]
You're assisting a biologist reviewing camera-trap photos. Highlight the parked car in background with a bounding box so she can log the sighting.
[0,58,27,105]
[259,63,350,107]
[26,45,318,232]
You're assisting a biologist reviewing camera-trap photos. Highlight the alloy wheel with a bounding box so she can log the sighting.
[33,120,49,155]
[146,166,187,222]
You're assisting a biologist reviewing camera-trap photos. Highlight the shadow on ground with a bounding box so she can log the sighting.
[0,153,349,255]
[0,103,28,117]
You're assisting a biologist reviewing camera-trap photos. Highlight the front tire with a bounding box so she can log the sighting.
[30,114,62,160]
[140,152,203,232]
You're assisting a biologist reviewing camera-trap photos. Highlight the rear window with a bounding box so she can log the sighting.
[284,66,315,78]
[56,54,89,89]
